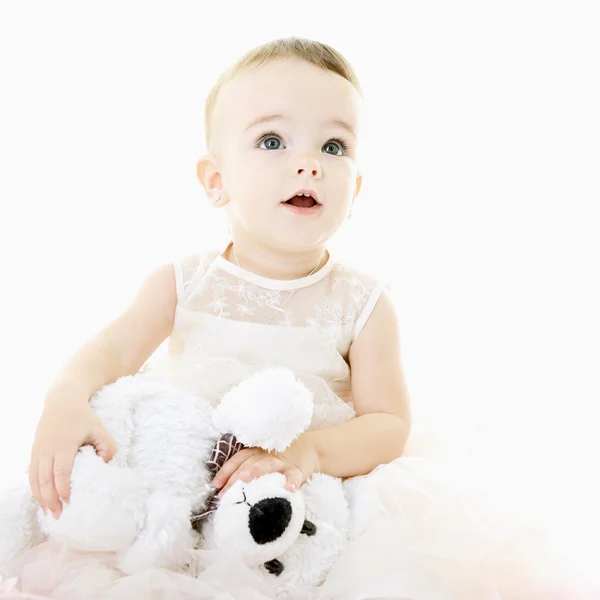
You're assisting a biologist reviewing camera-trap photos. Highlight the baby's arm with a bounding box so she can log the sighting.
[306,286,411,477]
[213,288,411,495]
[29,264,177,519]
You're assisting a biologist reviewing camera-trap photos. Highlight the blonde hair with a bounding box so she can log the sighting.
[204,37,362,151]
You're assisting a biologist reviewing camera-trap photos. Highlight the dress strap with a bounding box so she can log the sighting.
[173,261,185,302]
[351,280,387,342]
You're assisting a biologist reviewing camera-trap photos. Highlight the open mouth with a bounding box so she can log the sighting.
[284,193,319,208]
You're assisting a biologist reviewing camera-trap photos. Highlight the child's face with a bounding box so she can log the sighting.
[200,58,363,252]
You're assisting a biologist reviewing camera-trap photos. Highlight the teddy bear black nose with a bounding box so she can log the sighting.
[248,497,293,544]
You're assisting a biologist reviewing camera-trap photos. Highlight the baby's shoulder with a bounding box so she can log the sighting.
[327,258,387,295]
[175,248,219,274]
[319,259,389,344]
[172,248,220,304]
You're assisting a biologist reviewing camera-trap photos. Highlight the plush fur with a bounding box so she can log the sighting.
[0,367,358,597]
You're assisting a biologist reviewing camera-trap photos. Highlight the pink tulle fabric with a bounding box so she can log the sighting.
[2,458,599,600]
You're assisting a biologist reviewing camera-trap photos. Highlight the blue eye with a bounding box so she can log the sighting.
[322,139,347,156]
[258,135,285,150]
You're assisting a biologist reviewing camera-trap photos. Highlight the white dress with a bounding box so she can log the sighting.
[3,246,597,599]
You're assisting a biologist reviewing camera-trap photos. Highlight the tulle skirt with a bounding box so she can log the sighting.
[3,452,599,600]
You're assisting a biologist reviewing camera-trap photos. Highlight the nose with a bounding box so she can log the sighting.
[248,497,293,545]
[295,155,322,179]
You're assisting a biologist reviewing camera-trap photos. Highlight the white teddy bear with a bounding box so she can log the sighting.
[0,367,359,597]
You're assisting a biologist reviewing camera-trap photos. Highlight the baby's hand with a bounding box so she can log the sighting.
[28,401,117,519]
[213,434,320,499]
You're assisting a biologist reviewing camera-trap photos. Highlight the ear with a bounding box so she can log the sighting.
[353,172,363,200]
[196,154,228,207]
[349,172,363,217]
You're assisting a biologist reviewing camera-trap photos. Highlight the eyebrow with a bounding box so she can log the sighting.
[330,119,356,137]
[244,114,356,137]
[244,114,286,132]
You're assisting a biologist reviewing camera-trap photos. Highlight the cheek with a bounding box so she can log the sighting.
[328,161,358,202]
[223,152,281,198]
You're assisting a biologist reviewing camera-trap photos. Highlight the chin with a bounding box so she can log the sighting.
[270,218,334,249]
[269,230,333,253]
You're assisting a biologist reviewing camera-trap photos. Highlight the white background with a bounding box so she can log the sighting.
[0,1,598,531]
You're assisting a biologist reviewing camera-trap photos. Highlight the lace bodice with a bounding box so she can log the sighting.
[160,244,386,430]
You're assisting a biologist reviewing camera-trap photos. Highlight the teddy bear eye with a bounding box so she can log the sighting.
[300,520,317,536]
[264,558,285,576]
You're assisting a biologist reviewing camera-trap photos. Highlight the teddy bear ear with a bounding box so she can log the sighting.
[264,558,285,576]
[213,368,313,452]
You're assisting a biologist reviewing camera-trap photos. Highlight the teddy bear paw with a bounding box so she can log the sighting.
[41,448,149,552]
